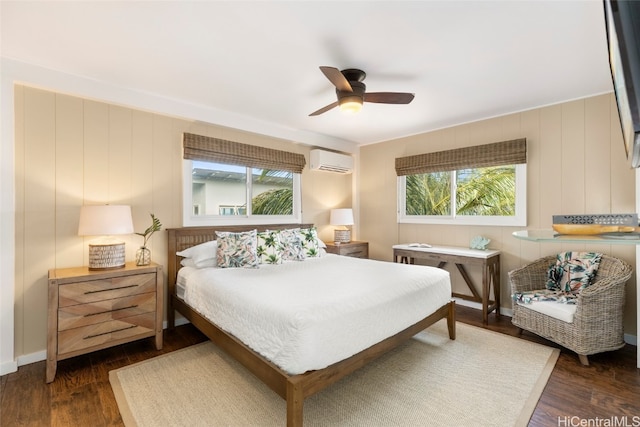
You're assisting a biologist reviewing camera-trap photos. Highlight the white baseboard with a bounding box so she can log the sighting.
[624,333,637,346]
[0,359,18,376]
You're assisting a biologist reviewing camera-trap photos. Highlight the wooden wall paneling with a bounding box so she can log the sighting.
[560,100,586,214]
[520,109,542,262]
[130,110,154,260]
[538,105,563,257]
[82,100,109,204]
[584,95,612,214]
[360,142,399,260]
[131,111,154,211]
[14,85,26,356]
[559,101,587,253]
[23,87,57,354]
[54,94,84,268]
[500,113,522,141]
[149,115,174,290]
[109,106,138,259]
[169,120,186,231]
[107,105,133,204]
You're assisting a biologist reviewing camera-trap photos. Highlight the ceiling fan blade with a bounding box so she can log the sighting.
[364,92,415,104]
[309,101,339,116]
[319,66,353,92]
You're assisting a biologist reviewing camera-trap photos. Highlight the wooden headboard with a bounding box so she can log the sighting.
[166,223,313,295]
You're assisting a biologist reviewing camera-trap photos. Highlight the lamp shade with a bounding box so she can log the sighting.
[78,205,134,236]
[330,208,354,226]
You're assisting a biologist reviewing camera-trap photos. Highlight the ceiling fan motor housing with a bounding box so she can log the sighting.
[337,81,366,103]
[341,68,367,82]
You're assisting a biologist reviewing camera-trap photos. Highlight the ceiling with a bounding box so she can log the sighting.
[1,1,614,152]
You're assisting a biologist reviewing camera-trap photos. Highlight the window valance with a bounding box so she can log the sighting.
[395,138,527,176]
[183,132,306,174]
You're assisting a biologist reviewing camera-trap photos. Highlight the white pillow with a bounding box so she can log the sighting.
[177,240,217,268]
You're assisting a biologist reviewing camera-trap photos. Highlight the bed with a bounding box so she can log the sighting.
[167,224,455,426]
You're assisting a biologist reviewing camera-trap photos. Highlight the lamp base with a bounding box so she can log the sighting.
[88,243,126,270]
[334,229,351,244]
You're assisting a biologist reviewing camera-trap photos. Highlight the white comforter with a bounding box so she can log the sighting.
[181,254,451,374]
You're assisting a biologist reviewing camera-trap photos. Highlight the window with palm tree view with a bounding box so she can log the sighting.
[399,164,526,226]
[187,160,301,225]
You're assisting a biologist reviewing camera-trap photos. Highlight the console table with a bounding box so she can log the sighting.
[393,244,501,324]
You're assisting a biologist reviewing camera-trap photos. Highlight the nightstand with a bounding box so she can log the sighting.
[46,262,163,383]
[325,241,369,259]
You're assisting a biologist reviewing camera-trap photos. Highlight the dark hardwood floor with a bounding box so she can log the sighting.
[1,305,638,426]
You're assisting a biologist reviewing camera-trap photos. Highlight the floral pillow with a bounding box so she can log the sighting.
[215,230,259,269]
[257,230,284,264]
[279,228,305,261]
[298,227,322,258]
[546,251,602,292]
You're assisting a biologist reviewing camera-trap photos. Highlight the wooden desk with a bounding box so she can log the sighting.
[393,244,500,324]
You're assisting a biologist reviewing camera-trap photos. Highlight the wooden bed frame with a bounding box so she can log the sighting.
[166,224,456,427]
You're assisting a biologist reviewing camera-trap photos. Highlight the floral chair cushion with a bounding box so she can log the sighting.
[546,251,602,292]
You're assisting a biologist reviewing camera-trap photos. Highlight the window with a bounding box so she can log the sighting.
[182,133,305,226]
[396,139,527,226]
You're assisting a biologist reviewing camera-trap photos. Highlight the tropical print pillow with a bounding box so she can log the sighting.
[257,230,284,264]
[546,251,602,292]
[215,230,259,268]
[298,227,321,258]
[279,228,305,261]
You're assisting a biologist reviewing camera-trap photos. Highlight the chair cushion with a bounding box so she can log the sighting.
[514,289,577,323]
[546,251,602,292]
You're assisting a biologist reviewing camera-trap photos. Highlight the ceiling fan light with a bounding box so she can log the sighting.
[339,97,363,114]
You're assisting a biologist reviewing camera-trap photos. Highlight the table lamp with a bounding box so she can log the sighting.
[330,208,354,244]
[78,205,134,270]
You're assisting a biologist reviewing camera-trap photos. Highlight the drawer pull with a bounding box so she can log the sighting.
[84,305,139,317]
[84,284,138,295]
[84,325,137,339]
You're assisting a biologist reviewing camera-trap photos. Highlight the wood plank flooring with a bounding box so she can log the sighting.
[1,305,638,426]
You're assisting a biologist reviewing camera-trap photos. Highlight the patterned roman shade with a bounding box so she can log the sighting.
[395,138,527,176]
[183,132,306,174]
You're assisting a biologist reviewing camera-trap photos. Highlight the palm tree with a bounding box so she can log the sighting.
[252,188,293,214]
[252,169,293,215]
[405,166,515,216]
[406,172,451,215]
[456,166,515,216]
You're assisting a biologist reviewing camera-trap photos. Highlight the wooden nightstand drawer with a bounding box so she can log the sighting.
[58,312,156,355]
[339,246,368,258]
[58,273,157,307]
[325,241,369,259]
[58,292,157,331]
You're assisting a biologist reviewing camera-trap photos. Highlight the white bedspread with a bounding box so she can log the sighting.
[180,254,451,374]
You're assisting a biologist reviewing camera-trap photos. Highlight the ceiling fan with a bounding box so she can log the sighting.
[309,66,415,116]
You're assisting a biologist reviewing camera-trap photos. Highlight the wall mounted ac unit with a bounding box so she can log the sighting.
[309,149,353,174]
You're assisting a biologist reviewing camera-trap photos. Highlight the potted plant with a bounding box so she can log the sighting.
[135,213,162,266]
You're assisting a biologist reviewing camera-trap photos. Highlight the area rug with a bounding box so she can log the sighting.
[110,320,559,426]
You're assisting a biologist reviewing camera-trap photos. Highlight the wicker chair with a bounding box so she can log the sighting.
[509,254,632,365]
